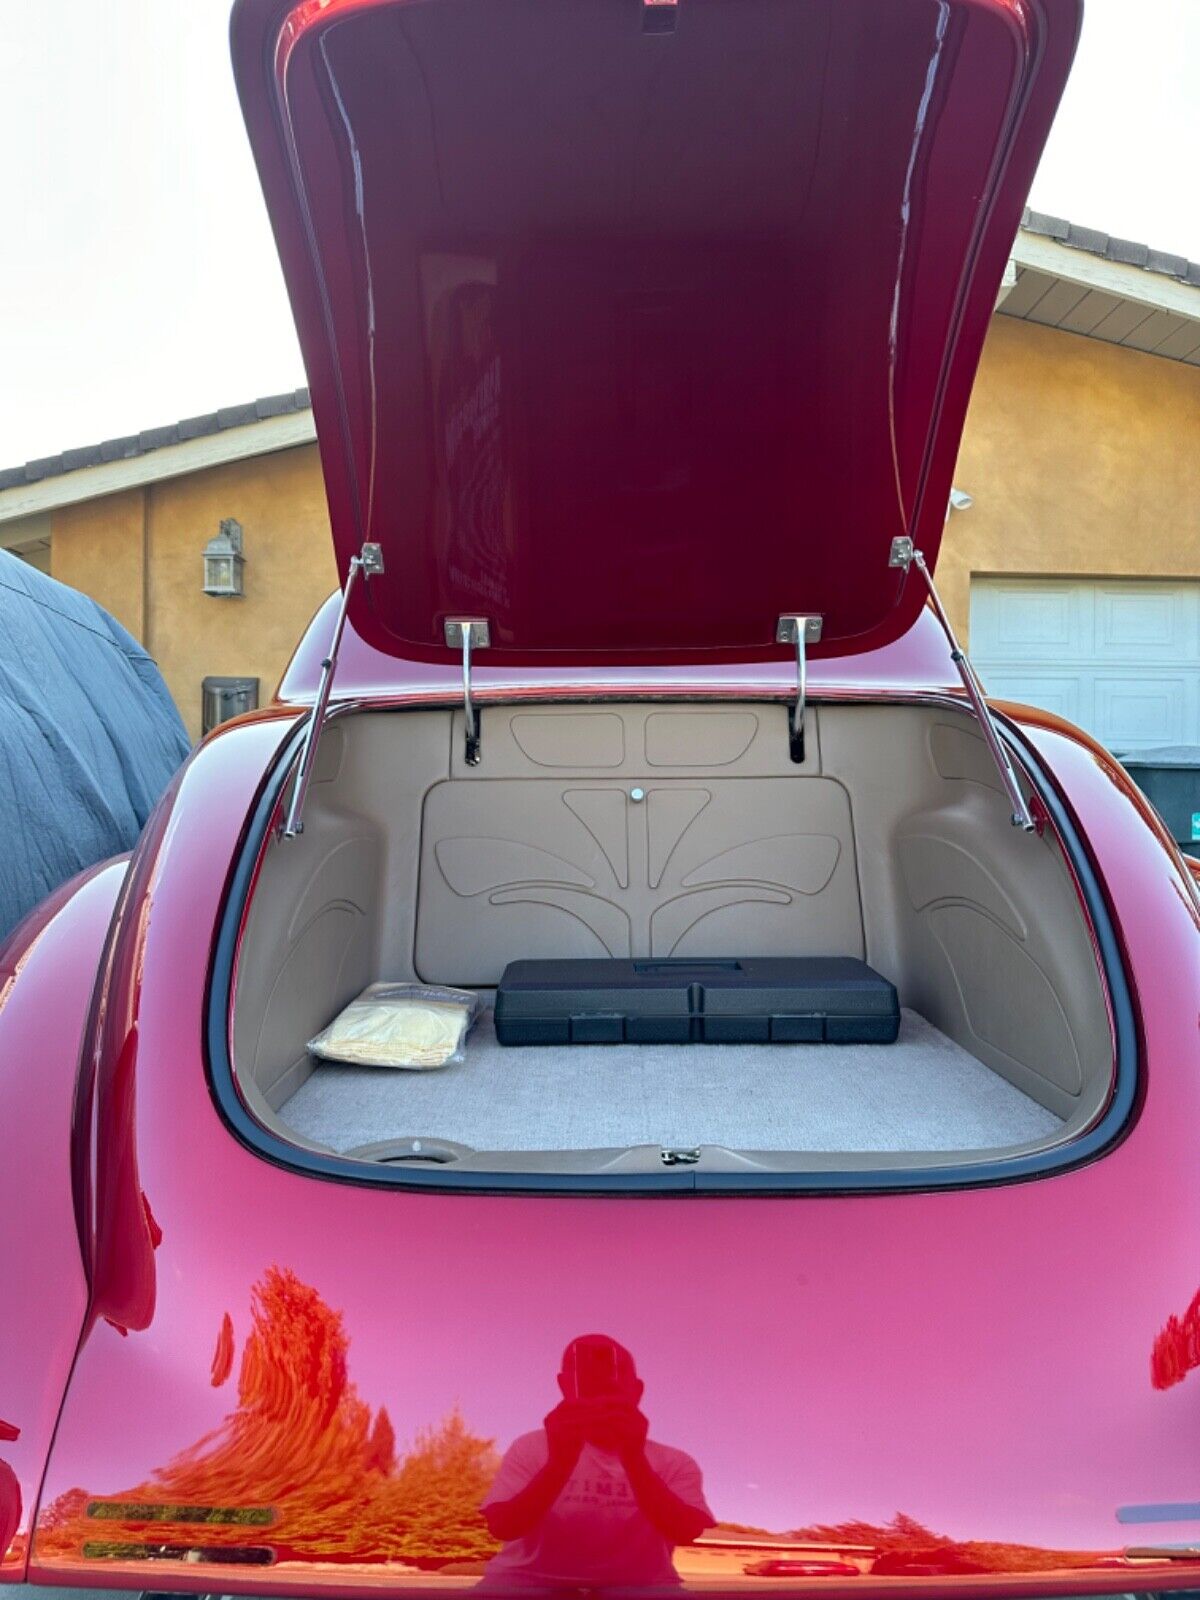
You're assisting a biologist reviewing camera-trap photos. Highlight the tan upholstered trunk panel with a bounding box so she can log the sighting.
[415,774,863,984]
[821,709,1112,1122]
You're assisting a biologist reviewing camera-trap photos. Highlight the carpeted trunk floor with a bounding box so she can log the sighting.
[279,1008,1061,1155]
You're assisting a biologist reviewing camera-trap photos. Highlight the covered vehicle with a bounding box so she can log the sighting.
[3,0,1200,1596]
[0,550,188,941]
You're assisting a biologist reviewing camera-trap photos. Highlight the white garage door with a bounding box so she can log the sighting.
[970,578,1200,753]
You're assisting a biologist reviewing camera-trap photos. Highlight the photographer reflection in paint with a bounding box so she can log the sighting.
[481,1335,713,1591]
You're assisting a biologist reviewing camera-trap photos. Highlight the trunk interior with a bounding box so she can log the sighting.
[229,701,1113,1176]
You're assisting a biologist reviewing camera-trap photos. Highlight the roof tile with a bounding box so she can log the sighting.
[1064,224,1109,255]
[1106,236,1151,268]
[138,424,179,451]
[1024,209,1071,240]
[99,436,141,463]
[176,411,219,441]
[215,402,259,430]
[1147,249,1189,280]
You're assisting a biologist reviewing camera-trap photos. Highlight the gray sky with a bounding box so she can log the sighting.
[1,0,1197,469]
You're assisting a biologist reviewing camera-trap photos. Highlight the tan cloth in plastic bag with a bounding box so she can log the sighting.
[308,984,477,1070]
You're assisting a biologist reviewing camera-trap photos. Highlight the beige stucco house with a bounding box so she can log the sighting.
[2,211,1198,747]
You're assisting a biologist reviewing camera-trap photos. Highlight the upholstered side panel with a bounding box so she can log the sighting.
[232,712,449,1110]
[821,706,1112,1123]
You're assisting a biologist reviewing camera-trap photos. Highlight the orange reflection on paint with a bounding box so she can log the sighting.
[1152,1288,1200,1390]
[37,1267,501,1567]
[1,1419,21,1571]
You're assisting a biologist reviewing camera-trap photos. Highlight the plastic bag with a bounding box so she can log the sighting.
[307,983,479,1070]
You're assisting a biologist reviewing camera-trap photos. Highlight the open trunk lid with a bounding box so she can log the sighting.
[232,0,1080,667]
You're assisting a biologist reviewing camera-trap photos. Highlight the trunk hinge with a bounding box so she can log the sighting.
[444,618,491,766]
[282,542,384,840]
[776,614,823,763]
[890,537,1035,832]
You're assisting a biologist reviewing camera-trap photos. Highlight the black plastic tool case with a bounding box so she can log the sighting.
[493,957,900,1046]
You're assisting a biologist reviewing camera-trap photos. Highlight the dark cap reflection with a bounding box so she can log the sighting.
[480,1334,713,1592]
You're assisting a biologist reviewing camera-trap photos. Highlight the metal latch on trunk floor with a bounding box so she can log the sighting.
[889,537,1036,832]
[660,1147,701,1166]
[776,614,823,764]
[444,618,491,766]
[282,542,384,840]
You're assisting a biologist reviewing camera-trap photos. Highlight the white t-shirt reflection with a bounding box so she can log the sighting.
[482,1432,712,1590]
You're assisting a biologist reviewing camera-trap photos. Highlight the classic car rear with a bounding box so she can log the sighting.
[5,0,1200,1594]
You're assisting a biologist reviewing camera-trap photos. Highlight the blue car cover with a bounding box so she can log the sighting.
[0,551,191,941]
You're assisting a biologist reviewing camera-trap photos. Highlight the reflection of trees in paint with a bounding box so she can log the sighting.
[389,1412,502,1563]
[782,1516,1099,1576]
[701,1515,1101,1578]
[37,1267,500,1565]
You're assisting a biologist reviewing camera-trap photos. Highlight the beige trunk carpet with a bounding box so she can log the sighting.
[279,1007,1061,1155]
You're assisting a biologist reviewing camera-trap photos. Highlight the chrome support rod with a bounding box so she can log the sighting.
[444,618,491,765]
[282,542,384,839]
[890,538,1036,832]
[776,614,824,764]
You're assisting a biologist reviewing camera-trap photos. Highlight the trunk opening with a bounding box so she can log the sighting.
[214,698,1131,1190]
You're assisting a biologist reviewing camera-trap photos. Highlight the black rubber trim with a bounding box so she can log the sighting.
[204,708,1138,1196]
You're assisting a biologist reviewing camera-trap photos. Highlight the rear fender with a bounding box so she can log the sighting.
[0,859,127,1581]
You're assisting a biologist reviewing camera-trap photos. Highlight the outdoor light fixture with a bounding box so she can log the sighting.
[202,518,246,597]
[948,487,974,515]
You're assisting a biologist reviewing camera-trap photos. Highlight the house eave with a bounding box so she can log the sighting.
[0,401,316,526]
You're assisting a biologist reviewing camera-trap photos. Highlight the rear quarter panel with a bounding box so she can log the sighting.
[28,702,1200,1598]
[0,861,126,1580]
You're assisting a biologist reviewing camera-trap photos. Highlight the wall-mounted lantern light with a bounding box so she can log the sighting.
[202,518,246,597]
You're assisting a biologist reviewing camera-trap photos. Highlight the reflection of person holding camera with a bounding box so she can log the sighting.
[481,1335,712,1592]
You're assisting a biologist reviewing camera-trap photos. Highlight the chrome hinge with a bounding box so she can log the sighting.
[281,542,384,840]
[890,538,1035,832]
[444,618,491,765]
[776,614,823,764]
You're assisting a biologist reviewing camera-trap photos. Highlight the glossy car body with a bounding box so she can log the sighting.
[4,0,1200,1594]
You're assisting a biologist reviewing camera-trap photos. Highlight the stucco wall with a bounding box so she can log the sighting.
[51,487,147,641]
[50,443,336,742]
[945,316,1200,643]
[142,444,336,741]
